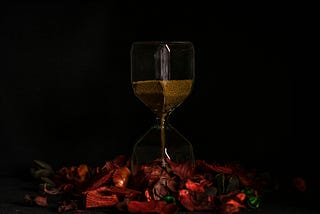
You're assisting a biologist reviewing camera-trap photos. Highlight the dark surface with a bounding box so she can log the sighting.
[1,175,320,214]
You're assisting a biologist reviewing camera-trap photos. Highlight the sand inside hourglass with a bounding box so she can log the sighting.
[132,79,193,165]
[132,79,193,114]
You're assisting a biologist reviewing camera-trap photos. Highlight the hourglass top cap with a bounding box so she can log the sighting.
[131,41,194,55]
[132,41,193,44]
[131,41,194,46]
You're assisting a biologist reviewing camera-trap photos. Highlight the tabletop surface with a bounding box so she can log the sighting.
[1,172,319,214]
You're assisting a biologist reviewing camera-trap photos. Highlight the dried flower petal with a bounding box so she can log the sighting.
[24,155,264,214]
[34,195,48,207]
[166,159,194,181]
[113,166,131,188]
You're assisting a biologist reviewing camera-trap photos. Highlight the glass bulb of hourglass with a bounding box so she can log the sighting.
[130,41,195,176]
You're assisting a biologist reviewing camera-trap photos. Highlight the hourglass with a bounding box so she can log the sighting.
[130,41,195,175]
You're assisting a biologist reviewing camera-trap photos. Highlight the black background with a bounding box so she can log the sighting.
[0,1,317,184]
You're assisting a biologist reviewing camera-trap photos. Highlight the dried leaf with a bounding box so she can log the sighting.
[226,175,240,193]
[40,177,56,186]
[30,168,53,179]
[33,160,54,171]
[216,173,225,194]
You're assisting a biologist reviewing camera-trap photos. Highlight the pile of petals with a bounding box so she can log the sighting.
[24,155,266,214]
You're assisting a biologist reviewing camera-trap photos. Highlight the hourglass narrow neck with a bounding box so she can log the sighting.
[155,113,170,128]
